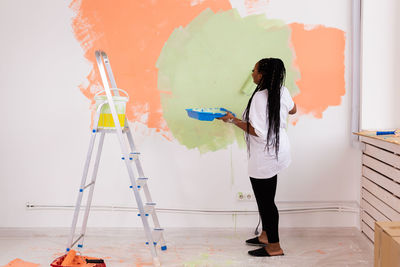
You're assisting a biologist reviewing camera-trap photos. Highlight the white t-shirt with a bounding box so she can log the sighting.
[246,86,294,179]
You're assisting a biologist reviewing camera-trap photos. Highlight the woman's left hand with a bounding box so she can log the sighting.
[217,112,235,123]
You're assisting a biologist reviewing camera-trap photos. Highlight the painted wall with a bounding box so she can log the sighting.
[361,0,400,130]
[0,0,360,228]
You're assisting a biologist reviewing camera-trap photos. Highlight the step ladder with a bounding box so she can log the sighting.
[66,50,166,266]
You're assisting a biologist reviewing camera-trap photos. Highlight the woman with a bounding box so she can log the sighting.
[218,58,296,257]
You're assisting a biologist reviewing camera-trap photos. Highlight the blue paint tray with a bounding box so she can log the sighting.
[185,108,234,121]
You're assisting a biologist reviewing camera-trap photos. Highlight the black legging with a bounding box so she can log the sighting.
[250,175,279,243]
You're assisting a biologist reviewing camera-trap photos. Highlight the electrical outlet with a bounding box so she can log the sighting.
[237,192,255,201]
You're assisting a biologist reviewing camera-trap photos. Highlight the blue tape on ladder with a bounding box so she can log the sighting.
[121,157,125,160]
[79,189,83,192]
[78,244,83,248]
[129,186,133,188]
[153,242,157,245]
[138,214,140,216]
[145,242,149,245]
[92,129,96,133]
[161,245,167,251]
[138,186,141,189]
[129,158,133,160]
[66,248,70,252]
[145,214,149,216]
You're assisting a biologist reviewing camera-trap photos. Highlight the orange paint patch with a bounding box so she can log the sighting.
[289,23,346,119]
[70,0,231,134]
[2,259,40,267]
[316,249,327,254]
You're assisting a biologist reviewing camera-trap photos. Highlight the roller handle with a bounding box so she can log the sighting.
[85,259,104,263]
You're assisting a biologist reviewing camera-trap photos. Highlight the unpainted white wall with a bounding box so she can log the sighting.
[361,0,400,130]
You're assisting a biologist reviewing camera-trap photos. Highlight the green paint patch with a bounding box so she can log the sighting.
[157,8,299,152]
[184,253,210,267]
[184,252,235,267]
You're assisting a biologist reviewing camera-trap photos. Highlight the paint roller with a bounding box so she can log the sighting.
[61,250,84,266]
[240,73,255,96]
[61,250,77,266]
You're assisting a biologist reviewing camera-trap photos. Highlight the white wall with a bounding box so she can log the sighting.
[0,0,360,228]
[361,0,400,130]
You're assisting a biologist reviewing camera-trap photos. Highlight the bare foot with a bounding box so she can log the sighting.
[258,231,268,244]
[265,242,284,256]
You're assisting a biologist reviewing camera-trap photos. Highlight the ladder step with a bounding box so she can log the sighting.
[136,177,148,189]
[144,202,157,214]
[152,228,164,245]
[129,151,140,160]
[92,127,129,133]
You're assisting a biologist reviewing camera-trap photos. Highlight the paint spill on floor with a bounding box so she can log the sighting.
[184,253,211,267]
[1,259,40,267]
[133,255,153,267]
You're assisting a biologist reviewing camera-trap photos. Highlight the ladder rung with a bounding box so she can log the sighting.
[129,151,140,160]
[136,177,148,189]
[71,234,84,247]
[144,203,156,214]
[152,228,164,244]
[92,127,129,133]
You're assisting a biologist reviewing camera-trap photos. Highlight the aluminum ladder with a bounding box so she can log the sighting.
[66,50,166,266]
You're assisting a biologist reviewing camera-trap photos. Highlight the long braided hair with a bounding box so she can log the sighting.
[243,58,286,158]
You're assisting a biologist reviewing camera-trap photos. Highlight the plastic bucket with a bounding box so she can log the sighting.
[94,88,129,128]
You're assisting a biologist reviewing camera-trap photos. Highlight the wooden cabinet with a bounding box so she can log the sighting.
[355,131,400,242]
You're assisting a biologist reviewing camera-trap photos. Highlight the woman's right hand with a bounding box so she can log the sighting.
[217,112,235,123]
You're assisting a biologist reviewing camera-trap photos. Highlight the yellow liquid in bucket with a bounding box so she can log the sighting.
[98,114,126,128]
